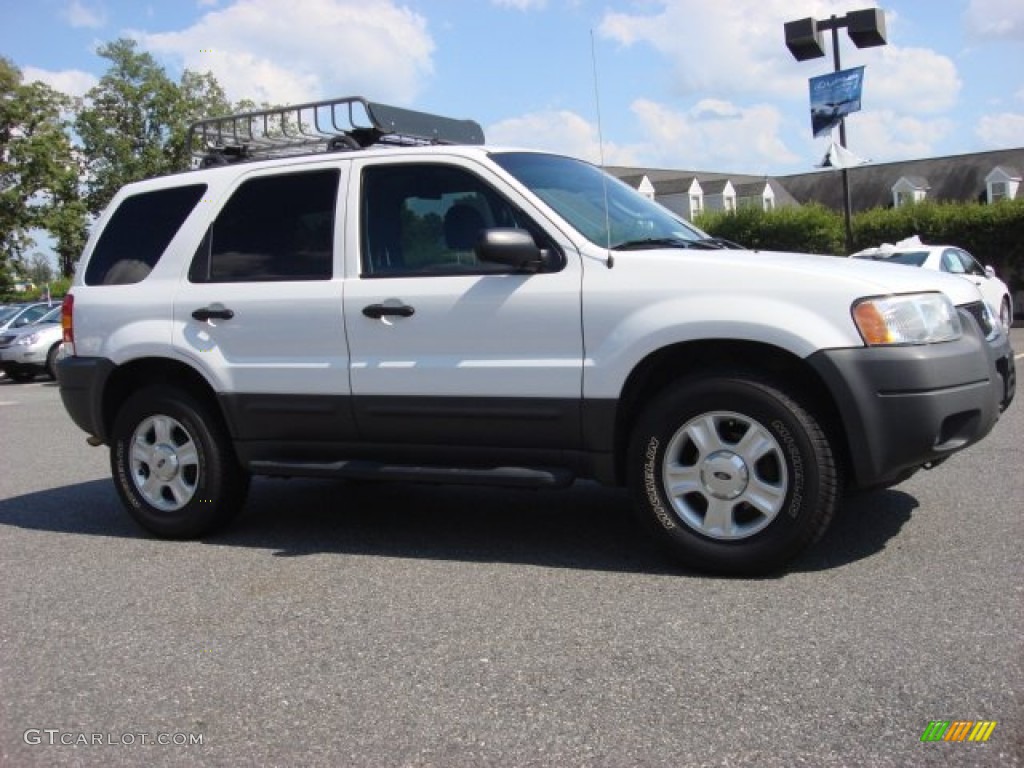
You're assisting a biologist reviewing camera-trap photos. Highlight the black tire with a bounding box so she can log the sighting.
[8,368,36,383]
[45,344,60,380]
[627,375,838,576]
[110,385,250,538]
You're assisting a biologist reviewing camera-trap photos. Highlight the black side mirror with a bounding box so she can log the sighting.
[476,228,548,272]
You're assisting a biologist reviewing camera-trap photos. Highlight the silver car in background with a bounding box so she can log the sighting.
[0,305,64,382]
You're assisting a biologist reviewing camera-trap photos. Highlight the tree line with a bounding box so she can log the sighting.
[1,39,246,294]
[695,199,1024,291]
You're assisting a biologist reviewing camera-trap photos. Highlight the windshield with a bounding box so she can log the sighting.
[36,307,62,324]
[886,251,929,267]
[491,152,709,250]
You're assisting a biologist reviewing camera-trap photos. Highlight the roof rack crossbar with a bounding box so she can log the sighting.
[187,95,484,168]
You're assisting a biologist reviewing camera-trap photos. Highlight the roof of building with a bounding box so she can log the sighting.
[606,147,1024,214]
[777,147,1024,212]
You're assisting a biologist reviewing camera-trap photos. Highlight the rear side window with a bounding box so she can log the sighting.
[189,169,338,283]
[85,185,206,285]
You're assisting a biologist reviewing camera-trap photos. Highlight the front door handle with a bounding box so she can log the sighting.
[192,304,235,321]
[363,303,415,319]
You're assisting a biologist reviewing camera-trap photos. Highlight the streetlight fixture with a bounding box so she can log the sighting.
[784,8,887,253]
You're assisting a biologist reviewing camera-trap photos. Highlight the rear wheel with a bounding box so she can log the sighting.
[111,385,249,538]
[628,375,838,575]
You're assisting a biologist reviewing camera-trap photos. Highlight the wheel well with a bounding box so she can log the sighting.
[101,358,223,439]
[612,340,849,486]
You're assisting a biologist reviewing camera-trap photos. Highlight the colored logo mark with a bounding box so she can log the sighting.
[920,720,997,742]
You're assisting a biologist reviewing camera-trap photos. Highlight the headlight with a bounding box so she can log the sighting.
[16,333,41,346]
[852,293,962,346]
[982,301,1002,340]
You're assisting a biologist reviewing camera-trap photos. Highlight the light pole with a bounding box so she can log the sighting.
[784,8,887,254]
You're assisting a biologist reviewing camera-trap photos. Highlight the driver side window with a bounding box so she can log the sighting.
[360,163,556,277]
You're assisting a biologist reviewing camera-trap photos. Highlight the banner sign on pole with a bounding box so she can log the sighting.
[809,66,865,138]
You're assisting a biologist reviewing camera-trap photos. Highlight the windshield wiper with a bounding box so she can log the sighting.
[611,237,698,251]
[692,237,746,250]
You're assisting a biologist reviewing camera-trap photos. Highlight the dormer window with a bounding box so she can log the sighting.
[985,167,1019,204]
[892,176,929,207]
[637,176,656,201]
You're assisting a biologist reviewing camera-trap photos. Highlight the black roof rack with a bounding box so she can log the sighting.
[187,96,485,168]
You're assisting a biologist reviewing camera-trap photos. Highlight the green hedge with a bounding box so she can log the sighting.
[695,199,1024,291]
[0,276,71,304]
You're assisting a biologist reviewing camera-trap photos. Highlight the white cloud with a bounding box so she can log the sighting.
[64,0,106,28]
[487,110,642,165]
[630,98,800,172]
[866,46,961,115]
[491,0,547,9]
[976,112,1024,147]
[489,99,803,173]
[21,66,98,97]
[965,0,1024,40]
[596,2,960,110]
[139,0,434,106]
[597,1,959,112]
[597,0,877,101]
[594,0,965,170]
[841,110,955,163]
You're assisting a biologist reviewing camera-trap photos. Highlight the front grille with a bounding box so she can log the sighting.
[961,301,994,338]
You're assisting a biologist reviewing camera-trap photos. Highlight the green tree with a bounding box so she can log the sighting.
[75,40,234,216]
[75,39,183,214]
[26,251,54,284]
[1,57,84,284]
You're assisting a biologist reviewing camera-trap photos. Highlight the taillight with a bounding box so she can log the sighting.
[61,293,75,353]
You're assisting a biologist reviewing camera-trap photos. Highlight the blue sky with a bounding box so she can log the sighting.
[2,0,1022,178]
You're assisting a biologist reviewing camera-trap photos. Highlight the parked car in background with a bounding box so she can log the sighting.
[851,236,1013,331]
[0,301,59,333]
[0,305,63,382]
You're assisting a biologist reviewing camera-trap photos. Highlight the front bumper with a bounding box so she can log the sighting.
[0,344,48,366]
[808,309,1015,490]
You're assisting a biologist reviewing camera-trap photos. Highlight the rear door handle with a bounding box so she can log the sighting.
[363,303,415,319]
[192,304,235,321]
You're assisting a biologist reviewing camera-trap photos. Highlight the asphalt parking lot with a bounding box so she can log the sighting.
[1,329,1021,767]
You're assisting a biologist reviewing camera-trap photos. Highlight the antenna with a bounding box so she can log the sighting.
[590,29,614,269]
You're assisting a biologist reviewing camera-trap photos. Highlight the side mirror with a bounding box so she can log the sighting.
[477,228,549,272]
[984,265,996,279]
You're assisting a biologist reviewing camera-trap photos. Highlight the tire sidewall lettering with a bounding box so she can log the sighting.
[771,418,805,519]
[643,436,677,531]
[114,440,143,511]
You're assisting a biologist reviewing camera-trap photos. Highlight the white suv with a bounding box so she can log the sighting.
[57,97,1016,574]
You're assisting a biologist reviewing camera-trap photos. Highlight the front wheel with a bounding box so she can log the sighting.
[628,375,839,575]
[45,343,60,380]
[111,386,250,538]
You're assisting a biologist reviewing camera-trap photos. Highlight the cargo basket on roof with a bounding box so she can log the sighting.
[187,96,485,168]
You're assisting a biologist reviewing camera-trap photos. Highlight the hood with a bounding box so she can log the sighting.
[630,247,986,308]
